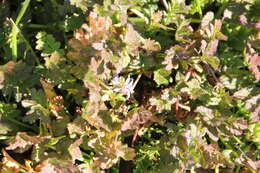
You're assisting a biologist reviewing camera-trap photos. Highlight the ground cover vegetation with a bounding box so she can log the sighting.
[0,0,259,172]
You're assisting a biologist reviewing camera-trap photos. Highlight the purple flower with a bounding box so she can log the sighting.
[121,76,134,98]
[111,75,134,99]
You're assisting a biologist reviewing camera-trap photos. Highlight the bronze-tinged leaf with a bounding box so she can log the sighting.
[205,128,219,142]
[68,39,84,52]
[163,42,196,71]
[0,71,5,89]
[1,149,22,173]
[67,116,90,135]
[2,61,17,73]
[36,158,79,173]
[201,144,228,169]
[74,11,112,47]
[233,119,248,130]
[246,43,260,81]
[45,52,64,69]
[246,158,260,171]
[77,163,105,173]
[142,39,161,52]
[206,39,219,56]
[88,12,111,38]
[233,88,251,99]
[194,106,214,120]
[124,24,142,56]
[88,136,135,169]
[121,108,154,131]
[40,78,56,100]
[82,102,110,131]
[214,20,228,41]
[162,46,178,71]
[226,119,248,136]
[6,132,41,153]
[201,11,214,28]
[49,96,65,116]
[68,138,83,162]
[151,11,163,23]
[0,61,17,89]
[239,13,248,25]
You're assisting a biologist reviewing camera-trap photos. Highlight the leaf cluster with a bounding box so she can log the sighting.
[0,0,259,173]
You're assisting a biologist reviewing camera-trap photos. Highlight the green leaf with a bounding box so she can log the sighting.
[46,136,66,148]
[36,32,64,56]
[64,14,85,32]
[190,0,210,16]
[119,51,131,68]
[202,56,220,70]
[222,149,233,159]
[154,68,172,86]
[51,116,71,136]
[253,122,260,146]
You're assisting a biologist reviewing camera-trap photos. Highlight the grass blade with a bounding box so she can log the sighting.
[15,0,31,25]
[10,0,31,61]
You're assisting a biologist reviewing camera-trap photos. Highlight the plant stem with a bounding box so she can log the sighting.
[235,166,240,173]
[133,73,142,89]
[216,2,228,19]
[215,165,219,173]
[26,24,53,29]
[190,18,202,23]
